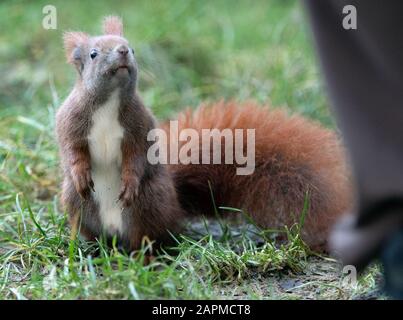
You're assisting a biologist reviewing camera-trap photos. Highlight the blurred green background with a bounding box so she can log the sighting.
[1,1,381,301]
[0,0,330,121]
[0,0,335,209]
[0,0,334,208]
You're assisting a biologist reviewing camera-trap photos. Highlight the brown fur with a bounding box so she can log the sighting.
[57,16,352,253]
[56,17,184,252]
[162,101,352,250]
[63,32,89,65]
[102,16,124,36]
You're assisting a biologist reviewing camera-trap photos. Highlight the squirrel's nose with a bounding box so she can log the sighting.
[116,45,129,56]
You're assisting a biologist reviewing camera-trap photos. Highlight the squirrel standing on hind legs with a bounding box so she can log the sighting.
[56,16,352,252]
[56,16,183,250]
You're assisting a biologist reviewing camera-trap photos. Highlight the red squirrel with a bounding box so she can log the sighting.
[56,16,352,252]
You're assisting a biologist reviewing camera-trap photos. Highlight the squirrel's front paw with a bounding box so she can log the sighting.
[118,178,139,207]
[71,163,94,200]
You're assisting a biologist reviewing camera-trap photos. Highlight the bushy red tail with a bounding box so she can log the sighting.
[162,101,352,250]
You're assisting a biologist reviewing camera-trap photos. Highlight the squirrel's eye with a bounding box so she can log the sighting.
[90,49,98,59]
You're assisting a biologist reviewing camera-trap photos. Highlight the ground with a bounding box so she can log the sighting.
[0,0,384,299]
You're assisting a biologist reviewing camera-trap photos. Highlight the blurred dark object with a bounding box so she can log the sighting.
[382,229,403,299]
[304,0,403,298]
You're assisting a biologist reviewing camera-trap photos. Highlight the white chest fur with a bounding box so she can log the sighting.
[88,90,124,235]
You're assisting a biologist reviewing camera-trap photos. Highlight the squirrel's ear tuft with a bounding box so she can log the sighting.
[63,31,89,64]
[103,16,123,36]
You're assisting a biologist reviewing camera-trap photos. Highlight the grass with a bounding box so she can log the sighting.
[0,0,383,299]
